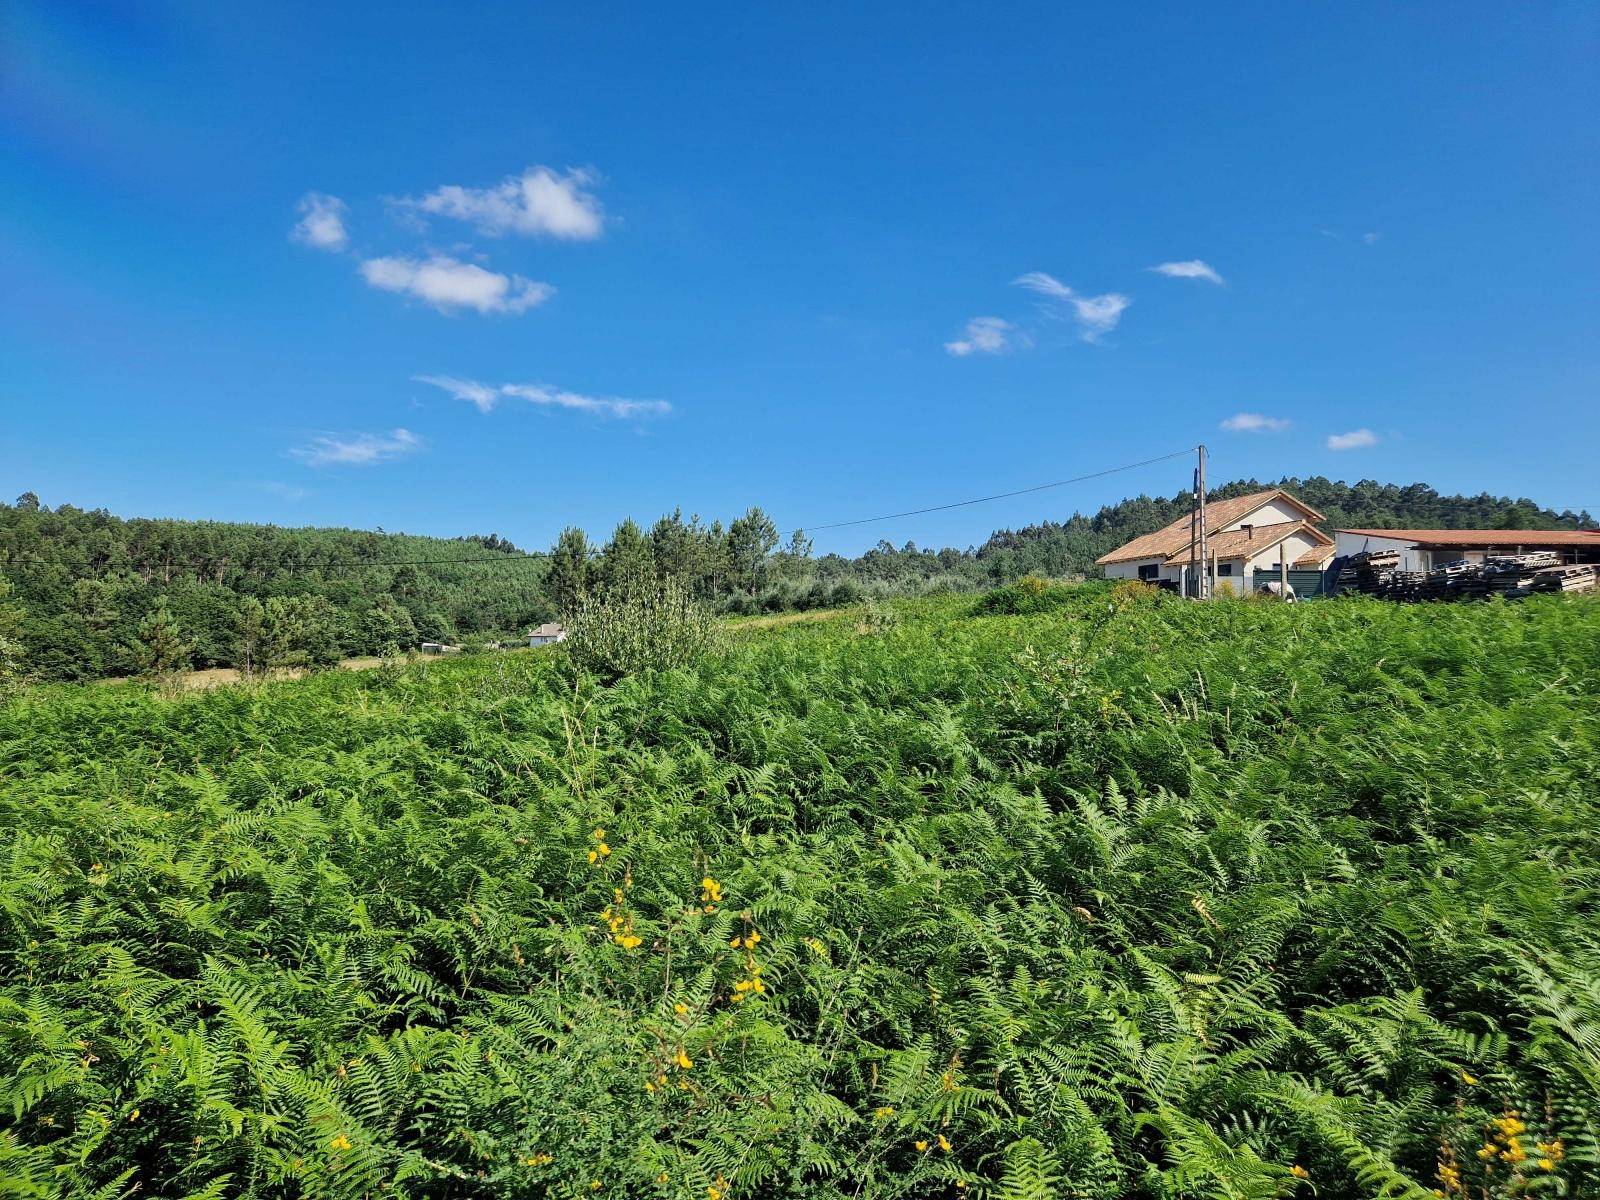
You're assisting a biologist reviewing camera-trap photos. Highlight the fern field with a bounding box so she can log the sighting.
[2,588,1598,1200]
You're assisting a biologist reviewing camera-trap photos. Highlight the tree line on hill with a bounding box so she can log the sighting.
[1,478,1592,683]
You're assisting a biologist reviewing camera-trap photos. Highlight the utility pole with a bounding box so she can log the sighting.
[1196,444,1210,599]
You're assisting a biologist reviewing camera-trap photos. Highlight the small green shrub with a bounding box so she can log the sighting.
[567,576,720,681]
[972,575,1104,615]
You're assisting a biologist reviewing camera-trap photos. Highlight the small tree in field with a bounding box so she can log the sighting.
[132,602,193,677]
[566,576,719,682]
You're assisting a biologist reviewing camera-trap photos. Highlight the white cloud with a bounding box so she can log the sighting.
[1221,412,1291,433]
[1012,272,1130,342]
[502,382,670,419]
[413,374,500,412]
[1150,259,1224,285]
[260,481,310,500]
[944,316,1015,357]
[399,166,605,240]
[413,374,670,419]
[291,193,349,252]
[291,428,422,467]
[1012,271,1074,300]
[1326,428,1378,451]
[359,255,553,315]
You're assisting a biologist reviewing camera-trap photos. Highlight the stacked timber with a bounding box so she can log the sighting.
[1335,550,1402,595]
[1482,554,1554,596]
[1379,571,1428,602]
[1529,565,1598,594]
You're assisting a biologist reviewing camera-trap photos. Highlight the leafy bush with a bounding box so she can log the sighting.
[567,576,720,681]
[2,593,1598,1198]
[970,574,1108,615]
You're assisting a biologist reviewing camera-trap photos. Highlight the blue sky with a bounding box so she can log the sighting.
[3,2,1596,555]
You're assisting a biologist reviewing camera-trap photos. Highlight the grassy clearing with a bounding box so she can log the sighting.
[2,589,1598,1199]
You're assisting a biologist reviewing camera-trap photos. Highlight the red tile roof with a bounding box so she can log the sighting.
[1096,489,1326,566]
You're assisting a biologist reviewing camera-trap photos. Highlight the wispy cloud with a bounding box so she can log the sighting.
[397,167,605,240]
[291,193,349,252]
[502,383,670,419]
[291,428,422,467]
[414,375,670,420]
[1327,428,1378,451]
[259,481,310,500]
[359,255,553,315]
[1150,259,1224,285]
[413,374,500,412]
[944,316,1016,357]
[1012,272,1130,342]
[1221,412,1291,433]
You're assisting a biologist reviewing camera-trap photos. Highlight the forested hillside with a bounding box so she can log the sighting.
[2,479,1591,681]
[0,493,550,680]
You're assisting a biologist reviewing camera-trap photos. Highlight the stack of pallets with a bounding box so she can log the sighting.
[1529,565,1598,594]
[1379,570,1428,602]
[1335,550,1402,595]
[1481,553,1558,596]
[1424,560,1482,601]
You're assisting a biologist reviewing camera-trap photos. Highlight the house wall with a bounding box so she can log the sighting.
[1220,498,1308,530]
[1243,532,1324,588]
[1102,557,1164,582]
[1333,532,1429,572]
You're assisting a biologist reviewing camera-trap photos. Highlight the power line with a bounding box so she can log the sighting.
[791,447,1199,535]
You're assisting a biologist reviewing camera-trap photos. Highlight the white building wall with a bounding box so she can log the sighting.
[1219,498,1310,530]
[1102,557,1164,582]
[1333,532,1429,572]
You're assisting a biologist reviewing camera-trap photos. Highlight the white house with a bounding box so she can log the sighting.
[526,622,568,647]
[1096,488,1336,595]
[1334,528,1600,572]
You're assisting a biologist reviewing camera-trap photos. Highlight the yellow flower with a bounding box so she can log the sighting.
[597,842,611,857]
[588,850,599,864]
[675,1048,693,1070]
[329,1133,352,1151]
[657,1172,669,1183]
[1539,1159,1556,1172]
[730,936,743,949]
[745,931,760,946]
[874,1106,895,1119]
[591,1180,603,1191]
[1289,1164,1309,1180]
[674,1002,689,1014]
[1460,1070,1477,1085]
[593,828,606,839]
[617,934,642,950]
[128,1108,140,1122]
[915,1140,929,1152]
[937,1134,952,1153]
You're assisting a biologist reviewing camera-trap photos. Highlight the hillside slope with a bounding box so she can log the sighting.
[3,589,1597,1197]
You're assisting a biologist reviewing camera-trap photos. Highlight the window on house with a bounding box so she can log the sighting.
[1137,564,1159,581]
[1216,563,1234,576]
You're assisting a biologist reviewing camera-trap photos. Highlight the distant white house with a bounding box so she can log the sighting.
[527,623,568,647]
[1334,528,1600,572]
[420,642,462,655]
[1096,488,1336,595]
